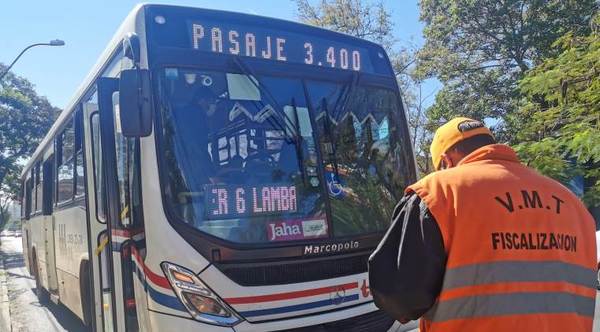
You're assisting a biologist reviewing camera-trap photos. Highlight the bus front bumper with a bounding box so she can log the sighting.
[147,301,383,332]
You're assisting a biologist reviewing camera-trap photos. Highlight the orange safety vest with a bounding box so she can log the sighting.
[406,144,597,332]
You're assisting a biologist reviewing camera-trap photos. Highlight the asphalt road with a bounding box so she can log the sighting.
[0,235,597,331]
[1,235,85,332]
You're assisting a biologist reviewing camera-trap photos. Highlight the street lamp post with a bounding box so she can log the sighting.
[0,39,65,81]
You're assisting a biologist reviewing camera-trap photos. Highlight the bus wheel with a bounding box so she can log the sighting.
[80,261,93,329]
[33,256,49,304]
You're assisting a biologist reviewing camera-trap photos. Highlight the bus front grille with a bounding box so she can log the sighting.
[215,252,370,286]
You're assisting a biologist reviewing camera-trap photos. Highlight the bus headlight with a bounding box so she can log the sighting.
[182,292,230,317]
[161,262,241,326]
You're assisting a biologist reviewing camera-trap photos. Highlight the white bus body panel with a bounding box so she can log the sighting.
[43,214,58,292]
[28,216,47,287]
[22,220,31,274]
[28,213,59,297]
[54,204,88,320]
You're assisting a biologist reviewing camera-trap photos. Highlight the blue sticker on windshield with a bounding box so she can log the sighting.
[325,171,346,199]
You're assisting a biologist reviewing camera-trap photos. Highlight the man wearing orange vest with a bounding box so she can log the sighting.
[369,117,597,331]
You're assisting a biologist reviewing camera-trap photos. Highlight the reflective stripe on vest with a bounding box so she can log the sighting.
[425,291,595,323]
[425,260,597,322]
[442,260,596,290]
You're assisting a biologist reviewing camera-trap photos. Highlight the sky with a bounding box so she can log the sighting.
[0,0,436,109]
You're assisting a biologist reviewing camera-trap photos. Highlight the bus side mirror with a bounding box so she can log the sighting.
[119,69,152,137]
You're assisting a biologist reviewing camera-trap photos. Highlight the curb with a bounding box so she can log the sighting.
[0,244,12,332]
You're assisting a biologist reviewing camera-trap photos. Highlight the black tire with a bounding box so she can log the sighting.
[33,255,49,304]
[80,261,93,329]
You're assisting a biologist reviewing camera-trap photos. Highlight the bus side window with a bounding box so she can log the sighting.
[43,156,55,215]
[56,118,75,204]
[30,168,36,216]
[74,110,85,197]
[20,182,25,219]
[24,176,32,219]
[34,162,43,215]
[90,112,107,222]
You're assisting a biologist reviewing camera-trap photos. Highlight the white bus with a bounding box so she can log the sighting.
[20,4,417,331]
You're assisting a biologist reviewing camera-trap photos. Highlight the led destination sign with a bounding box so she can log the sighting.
[189,21,375,73]
[206,184,297,219]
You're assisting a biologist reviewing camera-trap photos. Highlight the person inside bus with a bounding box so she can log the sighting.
[168,85,223,223]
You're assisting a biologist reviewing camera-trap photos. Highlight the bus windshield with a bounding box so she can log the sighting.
[157,67,411,245]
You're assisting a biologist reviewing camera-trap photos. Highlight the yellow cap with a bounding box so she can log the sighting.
[430,117,493,170]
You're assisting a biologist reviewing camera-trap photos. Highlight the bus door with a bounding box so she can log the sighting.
[84,77,141,332]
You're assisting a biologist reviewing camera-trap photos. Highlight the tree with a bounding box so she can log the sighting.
[0,195,12,231]
[294,0,395,49]
[417,0,598,140]
[0,63,60,201]
[513,13,600,208]
[395,60,436,175]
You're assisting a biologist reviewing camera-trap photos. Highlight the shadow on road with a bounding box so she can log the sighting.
[6,270,34,280]
[3,250,25,269]
[26,288,88,332]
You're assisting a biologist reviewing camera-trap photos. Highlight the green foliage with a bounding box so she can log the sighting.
[0,196,12,231]
[513,138,573,182]
[417,0,598,139]
[329,174,395,234]
[0,63,60,200]
[514,14,600,207]
[294,0,395,48]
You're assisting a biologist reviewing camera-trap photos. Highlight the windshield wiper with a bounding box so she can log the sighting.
[322,73,359,181]
[332,72,359,120]
[231,57,307,182]
[231,57,299,142]
[322,98,340,179]
[290,97,306,184]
